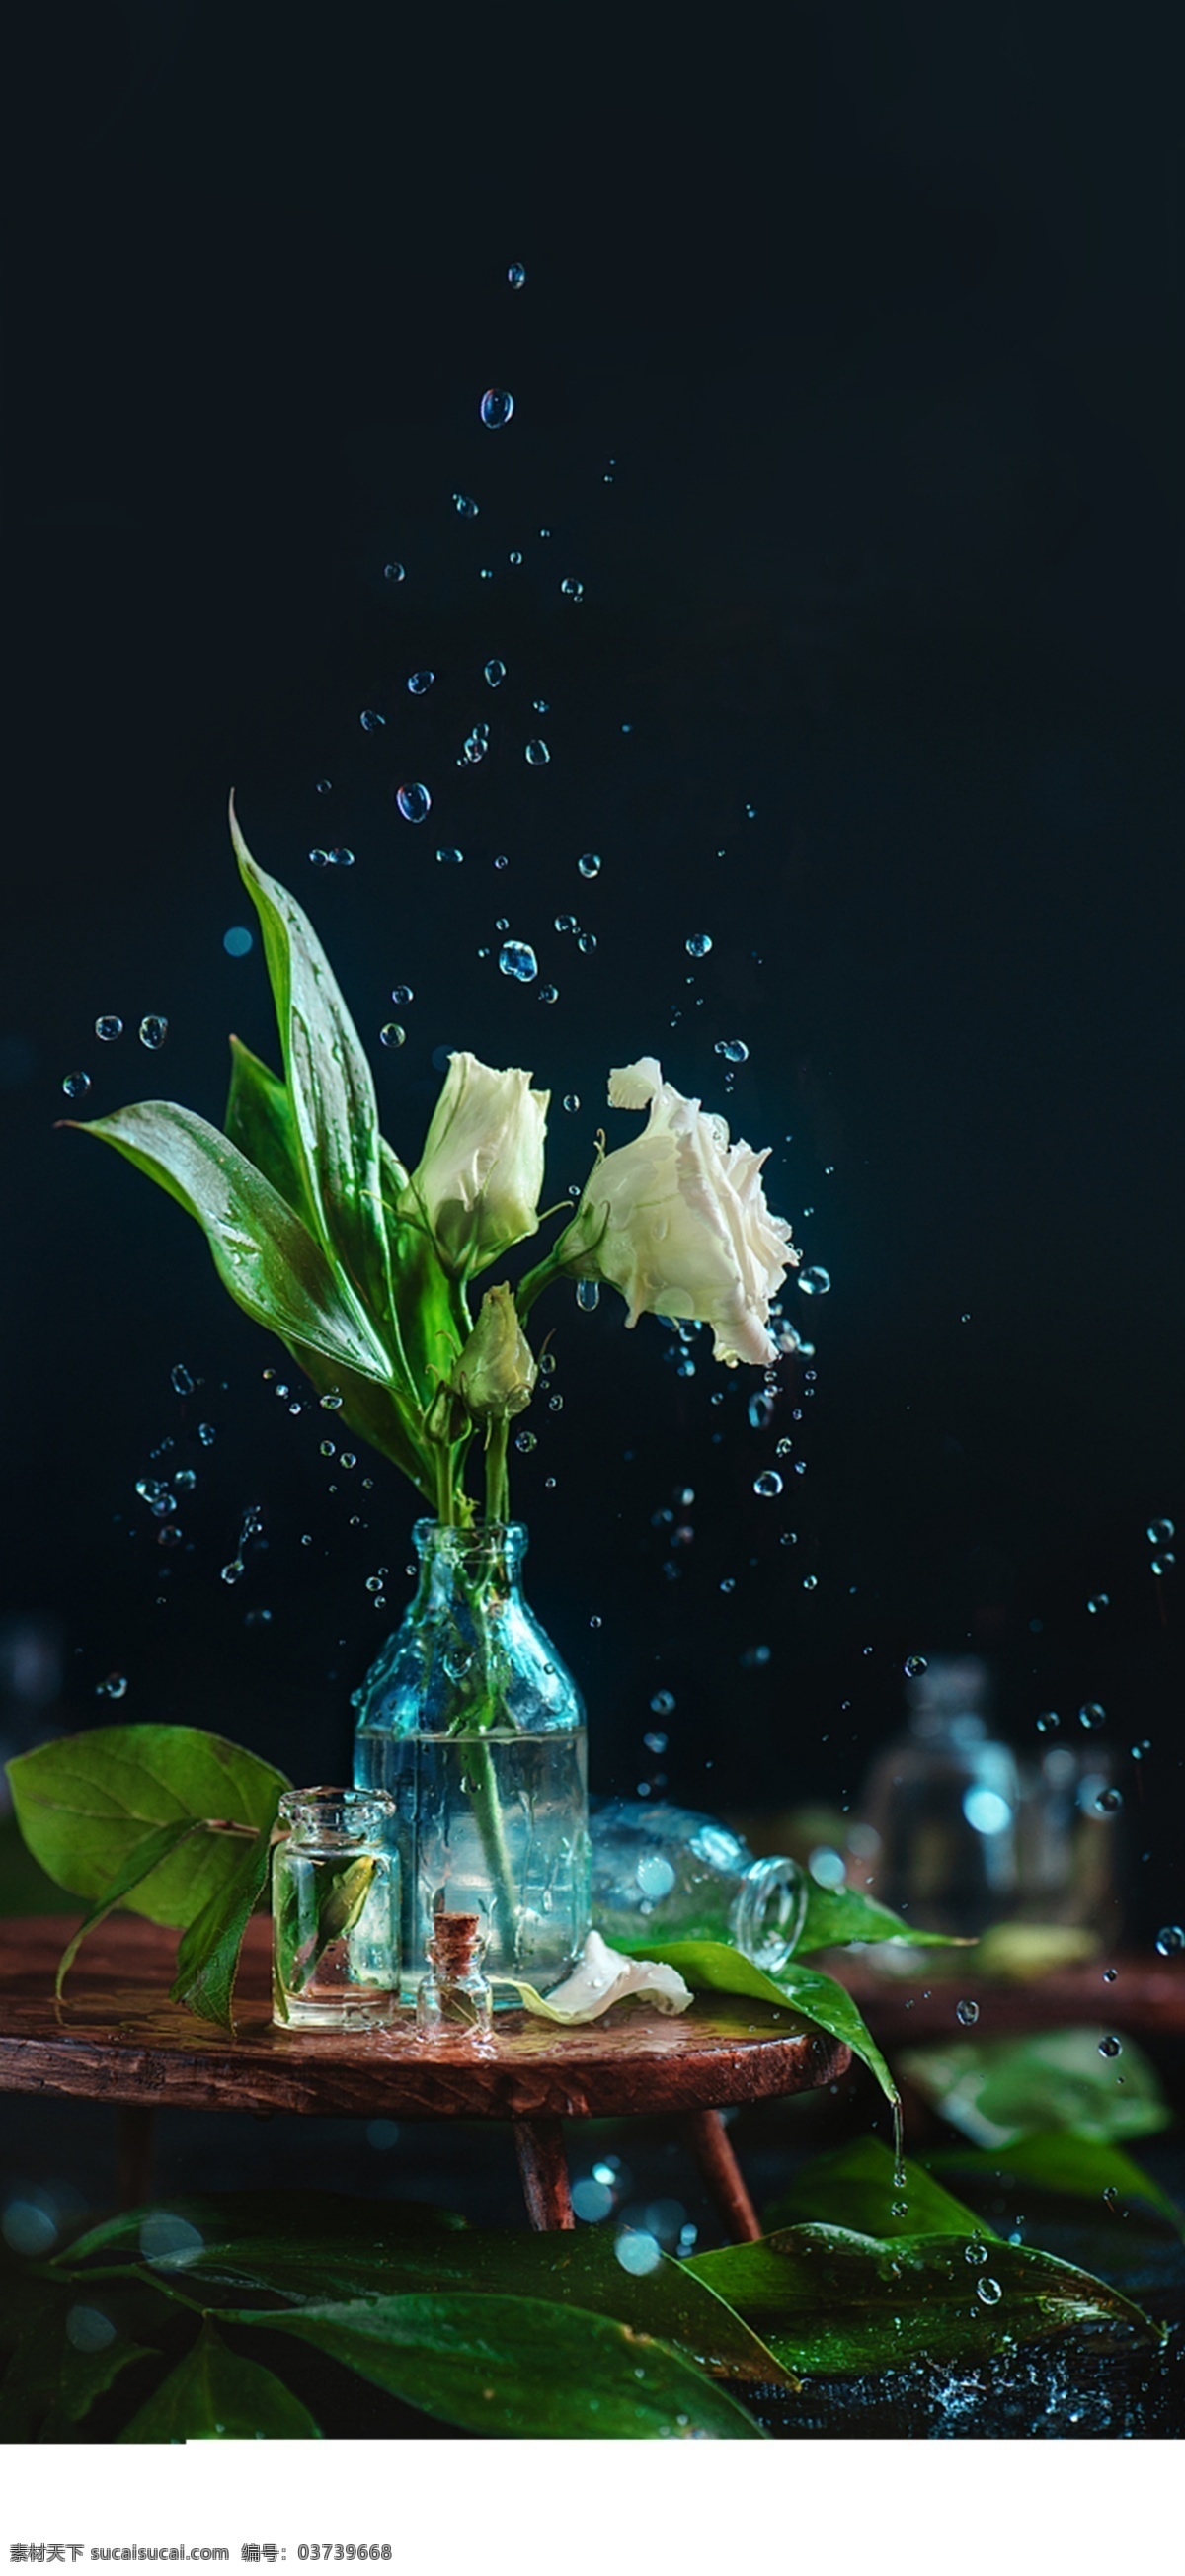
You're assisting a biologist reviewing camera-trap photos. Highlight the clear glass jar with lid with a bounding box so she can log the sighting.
[272,1786,400,2030]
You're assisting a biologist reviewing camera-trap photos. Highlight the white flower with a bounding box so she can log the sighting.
[404,1051,549,1277]
[568,1056,797,1365]
[502,1930,693,2023]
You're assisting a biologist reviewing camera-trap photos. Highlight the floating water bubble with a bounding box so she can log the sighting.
[139,1016,168,1049]
[340,1453,356,1471]
[96,1673,127,1700]
[396,782,431,822]
[453,494,479,518]
[685,932,713,958]
[379,1023,406,1048]
[748,1391,775,1431]
[171,1364,194,1395]
[803,1573,818,1590]
[799,1266,831,1296]
[976,2276,1002,2306]
[1079,1703,1106,1729]
[388,984,414,1007]
[198,1422,215,1445]
[308,847,330,866]
[1155,1925,1185,1957]
[359,709,385,731]
[577,931,596,953]
[484,660,507,690]
[328,847,354,868]
[571,1279,600,1315]
[561,577,584,600]
[61,1070,91,1098]
[499,940,537,982]
[480,388,514,428]
[1095,1787,1123,1813]
[1098,2035,1122,2057]
[963,2241,989,2266]
[315,779,332,794]
[563,1093,580,1112]
[904,1655,928,1677]
[515,1430,537,1453]
[507,261,526,289]
[436,846,464,865]
[383,561,405,581]
[95,1015,123,1041]
[407,670,434,695]
[538,984,559,1005]
[956,1999,980,2026]
[220,1558,244,1584]
[1087,1592,1110,1614]
[1151,1553,1176,1574]
[1147,1519,1175,1544]
[320,1440,335,1458]
[320,1392,343,1410]
[1036,1711,1060,1732]
[525,740,550,765]
[589,1614,602,1629]
[752,1470,783,1498]
[578,852,601,878]
[555,915,577,933]
[463,733,487,762]
[714,1039,748,1063]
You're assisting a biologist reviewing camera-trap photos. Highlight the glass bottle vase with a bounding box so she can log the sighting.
[352,1520,590,2001]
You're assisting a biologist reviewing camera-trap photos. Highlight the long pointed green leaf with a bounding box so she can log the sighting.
[763,2137,1001,2241]
[232,2292,765,2438]
[899,2026,1172,2146]
[231,804,394,1328]
[224,1035,314,1221]
[54,1819,203,1997]
[171,1813,279,2031]
[74,1099,395,1387]
[623,1938,899,2107]
[799,1883,971,1954]
[930,2133,1185,2240]
[117,2319,320,2441]
[6,1726,288,1928]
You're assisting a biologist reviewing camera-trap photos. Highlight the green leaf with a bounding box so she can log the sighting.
[171,1813,279,2031]
[626,1939,900,2108]
[685,2224,1161,2376]
[57,2191,467,2275]
[274,1852,377,2005]
[224,1035,316,1223]
[798,1883,971,1954]
[930,2133,1185,2239]
[40,2330,158,2439]
[232,2292,765,2438]
[6,1726,289,1928]
[764,2137,1001,2242]
[898,2026,1172,2148]
[54,1819,203,1997]
[0,2306,153,2441]
[117,2318,320,2441]
[232,806,394,1333]
[73,1099,396,1388]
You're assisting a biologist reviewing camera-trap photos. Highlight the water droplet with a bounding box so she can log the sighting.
[453,494,479,518]
[956,1999,980,2026]
[563,1093,580,1112]
[1151,1553,1176,1574]
[308,847,330,866]
[507,261,526,289]
[138,1016,168,1050]
[387,984,414,1008]
[1087,1591,1110,1614]
[340,1452,356,1471]
[61,1070,91,1098]
[514,1430,537,1453]
[499,939,537,982]
[576,1278,599,1311]
[320,1391,343,1410]
[561,577,584,600]
[407,670,435,697]
[976,2276,1002,2306]
[198,1422,215,1445]
[480,387,514,429]
[578,852,601,878]
[589,1614,602,1629]
[365,1575,384,1595]
[315,779,332,795]
[383,561,405,581]
[685,932,713,958]
[378,1023,407,1052]
[436,846,464,865]
[396,782,431,823]
[1036,1710,1060,1732]
[329,847,355,869]
[803,1573,818,1590]
[798,1266,831,1296]
[714,1038,748,1063]
[1155,1925,1184,1956]
[96,1672,127,1700]
[222,926,254,957]
[359,709,385,732]
[1095,1787,1123,1813]
[482,661,508,693]
[320,1440,335,1458]
[95,1015,123,1041]
[752,1470,783,1497]
[1079,1702,1106,1730]
[1098,2035,1122,2057]
[1103,1967,1117,1981]
[1147,1518,1175,1544]
[525,739,550,765]
[577,931,596,953]
[220,1558,245,1584]
[537,983,559,1005]
[904,1655,928,1677]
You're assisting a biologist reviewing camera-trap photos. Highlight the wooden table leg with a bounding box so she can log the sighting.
[116,2104,157,2211]
[683,2106,761,2242]
[514,2116,575,2230]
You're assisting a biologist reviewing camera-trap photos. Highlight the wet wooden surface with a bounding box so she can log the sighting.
[0,1915,850,2122]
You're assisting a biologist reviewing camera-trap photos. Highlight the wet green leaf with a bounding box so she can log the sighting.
[930,2133,1185,2238]
[72,1100,396,1389]
[232,2292,765,2438]
[225,1035,315,1223]
[58,2192,467,2275]
[275,1852,377,2003]
[53,1820,202,1996]
[899,2026,1172,2147]
[0,2305,154,2441]
[6,1726,288,1928]
[171,1815,279,2030]
[625,1938,899,2107]
[764,2137,1000,2241]
[117,2319,320,2441]
[798,1884,970,1954]
[686,2224,1160,2375]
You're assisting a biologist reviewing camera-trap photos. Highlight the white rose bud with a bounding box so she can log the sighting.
[450,1283,538,1421]
[567,1056,797,1365]
[403,1051,549,1278]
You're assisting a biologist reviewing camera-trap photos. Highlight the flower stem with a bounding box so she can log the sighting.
[484,1417,510,1525]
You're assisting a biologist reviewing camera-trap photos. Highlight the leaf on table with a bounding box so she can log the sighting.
[117,2318,321,2441]
[685,2223,1161,2376]
[930,2133,1185,2239]
[171,1811,280,2031]
[622,1938,900,2108]
[71,1100,397,1390]
[231,2292,765,2438]
[763,2136,1001,2242]
[798,1883,972,1954]
[54,1819,203,1997]
[899,2026,1172,2148]
[5,1725,289,1927]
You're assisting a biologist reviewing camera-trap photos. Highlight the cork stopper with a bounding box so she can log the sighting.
[428,1908,484,1975]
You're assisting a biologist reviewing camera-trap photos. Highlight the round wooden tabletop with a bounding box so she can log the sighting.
[0,1914,850,2124]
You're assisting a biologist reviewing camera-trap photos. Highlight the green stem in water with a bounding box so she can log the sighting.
[463,1731,519,1962]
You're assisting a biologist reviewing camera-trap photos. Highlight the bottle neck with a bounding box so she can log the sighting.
[412,1517,526,1610]
[729,1854,808,1973]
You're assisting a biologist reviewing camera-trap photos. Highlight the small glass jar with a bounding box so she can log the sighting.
[416,1892,494,2039]
[272,1787,400,2031]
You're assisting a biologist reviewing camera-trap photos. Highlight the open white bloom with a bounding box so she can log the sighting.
[404,1051,549,1276]
[570,1056,797,1365]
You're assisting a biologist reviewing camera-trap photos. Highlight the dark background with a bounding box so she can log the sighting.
[2,4,1181,1931]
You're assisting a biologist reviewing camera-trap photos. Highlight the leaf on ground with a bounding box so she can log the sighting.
[930,2133,1185,2239]
[764,2136,1000,2242]
[117,2318,320,2441]
[899,2026,1172,2147]
[798,1883,971,1954]
[624,1938,899,2107]
[685,2223,1161,2376]
[5,1726,288,1926]
[231,2292,764,2438]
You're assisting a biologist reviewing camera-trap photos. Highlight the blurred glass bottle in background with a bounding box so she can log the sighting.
[857,1657,1021,1939]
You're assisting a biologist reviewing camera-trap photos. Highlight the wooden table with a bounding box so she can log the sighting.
[0,1915,850,2240]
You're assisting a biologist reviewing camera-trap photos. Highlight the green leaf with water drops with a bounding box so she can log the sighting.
[685,2224,1161,2375]
[224,1033,316,1223]
[0,2307,157,2442]
[72,1098,396,1388]
[171,1810,280,2031]
[275,1851,377,2004]
[622,1938,899,2108]
[898,2026,1172,2148]
[763,2137,1001,2242]
[929,2133,1185,2239]
[53,1819,203,1997]
[6,1725,289,1929]
[230,2292,765,2438]
[117,2318,321,2441]
[797,1884,972,1954]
